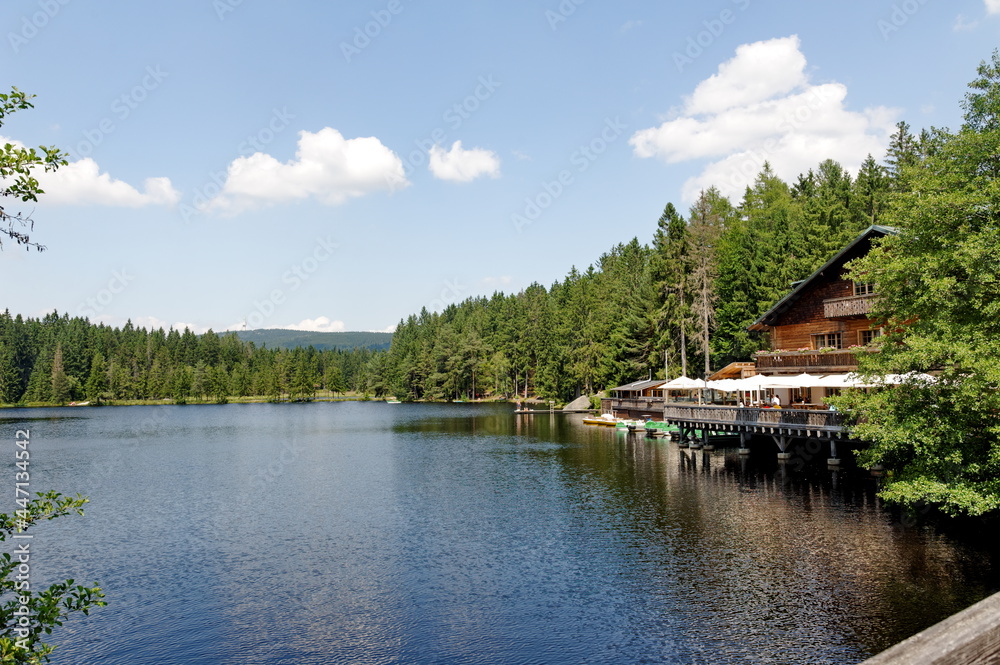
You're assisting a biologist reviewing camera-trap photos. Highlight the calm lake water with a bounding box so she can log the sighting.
[2,402,998,664]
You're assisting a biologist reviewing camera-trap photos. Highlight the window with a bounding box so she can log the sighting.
[859,329,883,345]
[812,332,843,349]
[853,281,875,296]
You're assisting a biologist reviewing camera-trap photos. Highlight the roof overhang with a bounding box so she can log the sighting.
[748,225,897,332]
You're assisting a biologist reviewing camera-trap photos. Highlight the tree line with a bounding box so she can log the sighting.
[0,311,381,405]
[379,123,927,402]
[1,119,933,406]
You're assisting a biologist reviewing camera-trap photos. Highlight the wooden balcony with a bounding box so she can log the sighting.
[823,294,874,318]
[755,350,858,373]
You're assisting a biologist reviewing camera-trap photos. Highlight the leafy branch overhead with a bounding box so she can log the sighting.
[840,49,1000,516]
[0,492,105,663]
[0,87,68,251]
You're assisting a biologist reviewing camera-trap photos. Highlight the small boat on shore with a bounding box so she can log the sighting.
[583,413,618,427]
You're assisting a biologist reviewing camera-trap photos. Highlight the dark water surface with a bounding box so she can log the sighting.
[2,402,997,664]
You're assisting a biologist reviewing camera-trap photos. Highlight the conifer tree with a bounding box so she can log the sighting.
[50,343,70,405]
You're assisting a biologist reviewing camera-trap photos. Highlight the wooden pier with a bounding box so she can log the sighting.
[664,404,851,462]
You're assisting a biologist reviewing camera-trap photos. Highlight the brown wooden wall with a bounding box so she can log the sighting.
[765,237,882,351]
[772,318,875,351]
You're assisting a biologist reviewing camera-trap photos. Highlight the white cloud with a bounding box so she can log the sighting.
[954,13,980,30]
[87,315,209,334]
[428,141,501,182]
[1,135,179,208]
[684,36,808,116]
[630,35,898,202]
[202,128,407,215]
[987,0,1000,14]
[41,160,179,207]
[284,317,346,333]
[370,324,397,333]
[481,276,513,288]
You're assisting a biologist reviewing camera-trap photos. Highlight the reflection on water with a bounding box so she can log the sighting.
[1,403,996,665]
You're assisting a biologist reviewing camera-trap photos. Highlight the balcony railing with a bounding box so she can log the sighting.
[824,294,874,318]
[601,397,665,412]
[755,350,858,371]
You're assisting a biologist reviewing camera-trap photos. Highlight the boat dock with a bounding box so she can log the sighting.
[664,404,852,464]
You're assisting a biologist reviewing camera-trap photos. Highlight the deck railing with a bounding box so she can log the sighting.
[602,397,665,412]
[664,404,845,431]
[823,293,875,318]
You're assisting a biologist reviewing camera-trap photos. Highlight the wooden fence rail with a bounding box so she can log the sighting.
[860,590,1000,664]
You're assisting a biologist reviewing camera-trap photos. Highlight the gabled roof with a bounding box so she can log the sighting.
[748,225,897,332]
[609,379,667,393]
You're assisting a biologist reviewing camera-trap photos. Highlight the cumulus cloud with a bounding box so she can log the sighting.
[284,317,346,333]
[202,128,407,215]
[630,35,898,202]
[987,0,1000,14]
[428,141,501,182]
[0,135,179,208]
[39,160,179,207]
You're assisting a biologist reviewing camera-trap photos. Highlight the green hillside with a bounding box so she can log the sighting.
[234,329,393,351]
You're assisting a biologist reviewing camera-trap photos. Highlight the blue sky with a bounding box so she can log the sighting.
[2,0,998,334]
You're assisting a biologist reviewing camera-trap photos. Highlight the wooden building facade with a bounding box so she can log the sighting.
[748,225,895,375]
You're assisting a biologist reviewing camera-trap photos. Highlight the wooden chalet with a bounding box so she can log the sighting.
[661,227,895,461]
[748,225,895,375]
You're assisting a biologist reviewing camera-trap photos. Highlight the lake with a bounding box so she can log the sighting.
[2,402,997,664]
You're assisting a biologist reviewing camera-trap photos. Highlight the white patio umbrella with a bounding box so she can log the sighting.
[663,376,707,389]
[788,373,825,387]
[813,373,877,388]
[663,376,708,405]
[705,378,743,391]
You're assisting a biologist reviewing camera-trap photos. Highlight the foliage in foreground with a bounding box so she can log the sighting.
[0,492,105,663]
[841,51,1000,516]
[0,87,67,252]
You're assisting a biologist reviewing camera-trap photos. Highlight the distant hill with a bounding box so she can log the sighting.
[233,329,393,351]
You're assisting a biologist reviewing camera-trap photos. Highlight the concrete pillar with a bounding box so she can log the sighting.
[774,435,792,460]
[827,439,841,467]
[738,431,751,455]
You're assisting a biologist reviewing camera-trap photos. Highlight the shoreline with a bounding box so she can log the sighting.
[0,395,532,409]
